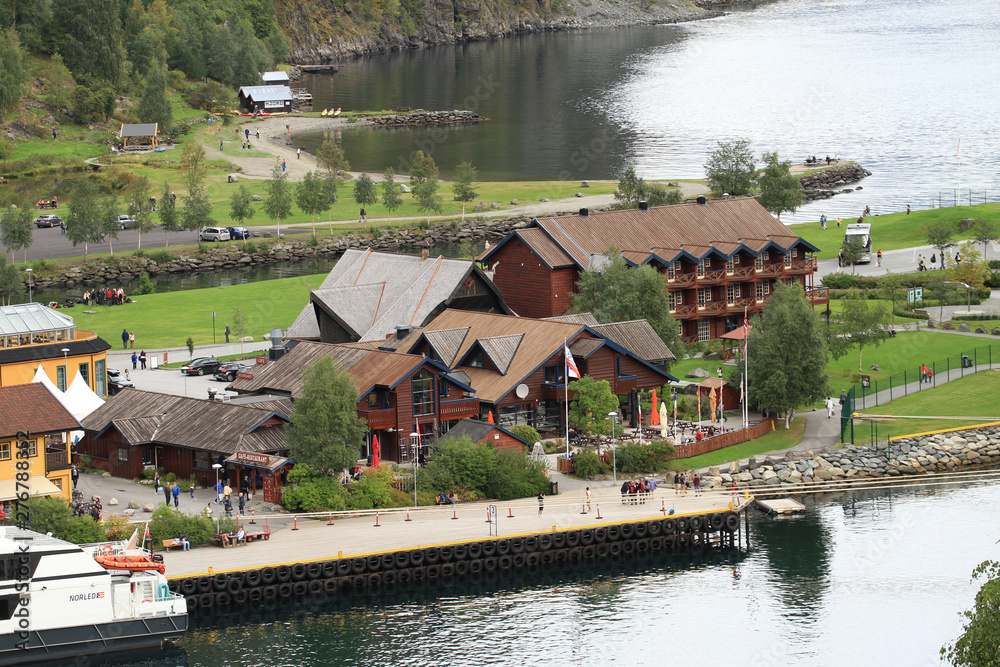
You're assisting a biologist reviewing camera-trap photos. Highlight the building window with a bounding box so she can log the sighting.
[697,287,709,306]
[543,365,565,384]
[141,448,153,466]
[697,319,711,342]
[733,254,740,265]
[756,281,771,299]
[367,391,383,408]
[0,443,8,460]
[726,257,734,271]
[667,262,676,278]
[697,259,707,276]
[56,365,66,392]
[466,349,484,368]
[439,381,449,399]
[193,450,210,470]
[668,292,677,310]
[762,251,770,261]
[784,252,792,267]
[727,284,741,302]
[118,447,128,463]
[78,362,90,387]
[95,359,107,397]
[412,370,435,416]
[755,255,763,269]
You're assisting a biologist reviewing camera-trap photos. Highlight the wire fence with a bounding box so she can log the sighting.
[840,342,999,443]
[929,189,1000,209]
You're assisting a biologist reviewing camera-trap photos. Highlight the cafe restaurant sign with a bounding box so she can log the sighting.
[235,451,271,466]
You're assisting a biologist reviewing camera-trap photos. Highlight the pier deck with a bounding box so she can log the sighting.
[756,498,806,515]
[165,489,744,578]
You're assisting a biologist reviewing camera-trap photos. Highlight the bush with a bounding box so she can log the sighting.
[21,496,106,543]
[508,424,541,446]
[135,272,155,295]
[345,466,395,510]
[951,312,1000,321]
[147,250,173,264]
[420,435,549,501]
[613,441,676,474]
[281,464,346,512]
[148,505,215,546]
[893,308,929,320]
[572,451,607,478]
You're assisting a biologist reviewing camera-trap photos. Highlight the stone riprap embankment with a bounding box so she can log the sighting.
[799,164,872,201]
[700,424,1000,490]
[28,217,531,289]
[370,110,485,127]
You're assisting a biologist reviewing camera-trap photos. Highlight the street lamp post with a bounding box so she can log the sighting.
[410,430,420,507]
[25,267,33,303]
[212,463,223,532]
[609,411,618,482]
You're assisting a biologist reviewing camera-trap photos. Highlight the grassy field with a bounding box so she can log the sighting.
[79,272,326,350]
[854,370,1000,444]
[667,417,807,470]
[794,202,1000,260]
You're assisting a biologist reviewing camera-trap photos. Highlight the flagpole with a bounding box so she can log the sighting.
[744,306,749,429]
[564,338,570,458]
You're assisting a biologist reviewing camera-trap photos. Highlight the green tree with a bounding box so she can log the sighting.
[941,560,1000,666]
[1,206,33,264]
[746,282,830,428]
[925,272,963,322]
[295,171,331,236]
[317,140,349,179]
[926,220,957,265]
[612,166,682,210]
[568,375,619,439]
[41,54,74,113]
[0,136,13,162]
[880,270,907,324]
[419,434,548,501]
[232,306,248,352]
[98,196,120,256]
[381,168,402,212]
[56,0,127,88]
[829,288,891,373]
[157,181,180,247]
[0,27,28,110]
[951,240,990,311]
[409,150,438,184]
[452,161,479,202]
[180,142,211,234]
[0,255,24,305]
[704,138,757,196]
[571,251,680,359]
[756,151,804,222]
[229,184,256,238]
[410,151,442,213]
[281,464,347,512]
[841,235,867,274]
[187,80,237,114]
[135,62,173,127]
[353,172,378,208]
[66,179,105,261]
[263,161,292,238]
[126,175,155,251]
[969,218,999,260]
[322,172,339,233]
[286,356,368,475]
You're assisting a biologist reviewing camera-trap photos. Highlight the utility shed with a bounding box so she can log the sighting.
[238,86,293,113]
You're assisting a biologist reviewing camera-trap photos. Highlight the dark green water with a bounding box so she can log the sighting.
[89,481,999,666]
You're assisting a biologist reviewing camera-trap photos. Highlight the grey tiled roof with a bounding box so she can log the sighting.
[591,320,676,363]
[544,313,600,326]
[239,86,293,101]
[477,334,524,375]
[120,123,158,137]
[423,328,470,366]
[285,303,321,340]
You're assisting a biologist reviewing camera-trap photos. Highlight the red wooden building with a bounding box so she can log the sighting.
[441,418,532,452]
[479,198,829,344]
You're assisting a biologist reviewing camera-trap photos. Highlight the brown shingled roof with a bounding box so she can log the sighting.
[0,383,80,439]
[511,228,575,268]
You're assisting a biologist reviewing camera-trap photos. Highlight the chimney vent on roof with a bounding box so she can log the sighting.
[638,201,649,211]
[396,325,412,338]
[579,208,589,217]
[270,328,283,348]
[696,196,707,206]
[268,328,287,361]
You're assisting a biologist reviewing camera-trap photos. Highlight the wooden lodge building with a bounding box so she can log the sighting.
[479,198,829,344]
[238,85,293,113]
[285,248,512,344]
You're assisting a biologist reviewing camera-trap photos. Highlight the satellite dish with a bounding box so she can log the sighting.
[515,384,529,399]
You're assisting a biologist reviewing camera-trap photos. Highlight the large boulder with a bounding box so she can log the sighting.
[142,503,155,512]
[127,500,140,510]
[958,322,971,332]
[108,497,119,506]
[686,367,711,379]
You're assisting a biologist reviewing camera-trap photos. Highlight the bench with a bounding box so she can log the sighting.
[162,538,183,551]
[213,533,245,548]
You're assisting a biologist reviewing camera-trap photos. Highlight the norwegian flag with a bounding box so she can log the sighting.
[743,307,750,357]
[565,343,580,379]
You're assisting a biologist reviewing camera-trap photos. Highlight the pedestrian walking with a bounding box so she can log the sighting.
[906,204,911,215]
[838,248,844,267]
[836,218,842,228]
[139,350,147,370]
[585,487,592,511]
[216,480,224,504]
[281,159,286,171]
[876,248,883,267]
[930,253,937,268]
[172,484,180,508]
[359,208,366,222]
[839,389,847,405]
[162,483,172,506]
[245,128,250,140]
[52,127,57,140]
[219,139,223,151]
[71,464,79,490]
[296,147,301,160]
[225,323,231,343]
[537,493,544,515]
[674,471,681,495]
[153,471,160,493]
[693,474,701,495]
[189,481,196,499]
[820,214,827,229]
[238,494,245,516]
[131,352,138,370]
[825,396,836,418]
[121,328,129,349]
[918,254,925,271]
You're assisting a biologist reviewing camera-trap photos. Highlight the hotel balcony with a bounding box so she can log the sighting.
[807,287,831,305]
[440,398,480,420]
[697,300,727,316]
[360,408,396,430]
[726,296,757,313]
[695,269,728,285]
[667,272,696,287]
[785,258,818,274]
[670,304,698,319]
[726,267,755,280]
[755,264,784,278]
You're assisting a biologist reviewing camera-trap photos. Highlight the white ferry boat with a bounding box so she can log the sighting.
[0,527,187,665]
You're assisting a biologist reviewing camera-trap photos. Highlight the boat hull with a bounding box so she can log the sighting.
[0,615,188,666]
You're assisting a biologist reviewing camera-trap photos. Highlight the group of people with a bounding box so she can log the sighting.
[620,478,657,504]
[120,328,136,349]
[916,252,953,271]
[920,363,935,384]
[35,196,57,209]
[805,155,838,164]
[85,287,128,307]
[131,350,147,370]
[672,471,701,495]
[436,492,458,505]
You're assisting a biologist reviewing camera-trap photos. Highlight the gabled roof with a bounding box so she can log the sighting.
[286,249,510,343]
[0,336,111,366]
[0,383,80,439]
[569,337,604,359]
[590,320,676,363]
[120,123,158,137]
[82,389,289,455]
[239,85,293,102]
[544,313,600,326]
[261,71,290,83]
[482,198,812,269]
[423,328,470,366]
[442,418,531,447]
[474,334,524,375]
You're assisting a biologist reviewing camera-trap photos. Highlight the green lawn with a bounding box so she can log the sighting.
[794,202,1000,259]
[667,417,807,470]
[79,272,325,350]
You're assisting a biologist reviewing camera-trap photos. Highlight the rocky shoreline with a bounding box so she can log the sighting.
[700,423,1000,491]
[370,110,485,128]
[799,164,872,201]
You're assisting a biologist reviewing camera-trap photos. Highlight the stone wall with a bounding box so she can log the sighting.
[370,111,485,127]
[702,423,1000,490]
[799,164,872,201]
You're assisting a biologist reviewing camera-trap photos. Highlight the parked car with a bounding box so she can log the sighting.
[34,214,63,228]
[106,369,133,395]
[214,361,249,382]
[117,215,138,230]
[227,226,251,240]
[200,227,231,242]
[180,357,222,376]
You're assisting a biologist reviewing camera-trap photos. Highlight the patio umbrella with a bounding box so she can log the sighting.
[659,401,668,439]
[697,387,702,424]
[488,411,495,424]
[650,389,660,425]
[372,434,381,468]
[709,387,718,425]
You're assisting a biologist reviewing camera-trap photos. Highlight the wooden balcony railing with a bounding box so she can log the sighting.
[670,304,698,318]
[680,334,698,344]
[696,269,727,285]
[667,272,696,287]
[785,258,818,274]
[697,300,726,316]
[726,266,755,279]
[807,287,831,304]
[726,296,756,312]
[440,398,480,420]
[755,264,783,277]
[46,451,71,472]
[359,408,396,430]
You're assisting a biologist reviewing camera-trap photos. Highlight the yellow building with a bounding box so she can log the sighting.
[0,383,82,502]
[0,303,112,395]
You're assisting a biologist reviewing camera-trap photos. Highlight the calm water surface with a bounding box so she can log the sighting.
[297,0,1000,223]
[98,481,998,666]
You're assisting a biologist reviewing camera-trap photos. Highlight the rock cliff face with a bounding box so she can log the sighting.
[274,0,715,62]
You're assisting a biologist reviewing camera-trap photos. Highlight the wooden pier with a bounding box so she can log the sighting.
[756,498,806,515]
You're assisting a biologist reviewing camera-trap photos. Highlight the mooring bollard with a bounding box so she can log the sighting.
[291,515,298,531]
[374,511,381,527]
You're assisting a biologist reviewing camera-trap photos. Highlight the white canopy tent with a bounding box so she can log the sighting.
[63,371,106,421]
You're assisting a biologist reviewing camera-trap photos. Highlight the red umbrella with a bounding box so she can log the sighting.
[650,389,660,425]
[487,411,495,424]
[371,434,381,468]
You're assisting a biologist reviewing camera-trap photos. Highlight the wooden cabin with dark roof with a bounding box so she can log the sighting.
[440,418,531,452]
[480,198,828,344]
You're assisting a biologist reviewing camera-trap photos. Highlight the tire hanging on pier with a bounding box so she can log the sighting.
[424,547,441,564]
[724,512,740,533]
[580,529,595,546]
[709,514,725,532]
[197,576,212,593]
[647,521,662,536]
[634,522,648,538]
[276,566,292,583]
[181,578,197,595]
[199,593,214,608]
[662,519,677,535]
[278,582,293,598]
[249,587,264,601]
[534,535,549,552]
[215,592,231,606]
[366,555,382,573]
[245,570,262,587]
[380,570,396,585]
[262,585,278,601]
[324,578,338,594]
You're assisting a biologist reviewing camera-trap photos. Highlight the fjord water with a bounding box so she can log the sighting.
[297,0,1000,223]
[110,481,998,666]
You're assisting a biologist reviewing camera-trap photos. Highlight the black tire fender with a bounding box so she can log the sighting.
[579,529,595,546]
[277,582,293,598]
[535,534,550,551]
[453,544,468,561]
[181,578,197,595]
[338,560,353,576]
[468,559,484,574]
[395,551,411,569]
[292,581,308,596]
[596,543,610,558]
[212,573,228,592]
[647,521,662,536]
[662,519,677,536]
[409,549,425,566]
[454,560,469,576]
[496,539,511,555]
[636,538,650,552]
[607,525,621,541]
[199,593,214,608]
[724,512,741,533]
[620,523,634,539]
[594,527,608,542]
[526,552,541,567]
[351,558,366,575]
[262,586,278,601]
[324,579,339,594]
[622,540,635,554]
[308,580,324,595]
[483,557,498,572]
[440,563,456,578]
[467,542,483,559]
[424,547,441,565]
[565,531,581,548]
[226,578,242,594]
[689,516,703,532]
[552,533,567,549]
[366,555,381,573]
[512,553,526,568]
[323,561,338,578]
[634,522,648,538]
[439,546,455,562]
[249,587,264,601]
[380,570,396,586]
[426,564,442,579]
[307,562,324,579]
[367,573,382,588]
[498,555,513,570]
[276,565,292,582]
[245,570,262,587]
[582,545,597,559]
[215,591,231,605]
